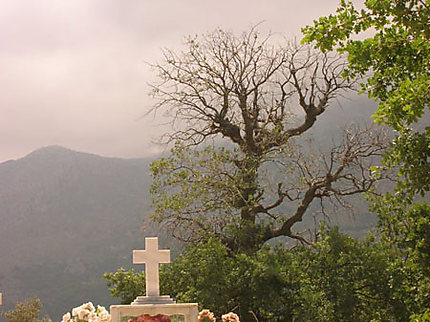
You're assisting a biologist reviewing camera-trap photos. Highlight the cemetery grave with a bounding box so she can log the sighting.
[110,237,198,322]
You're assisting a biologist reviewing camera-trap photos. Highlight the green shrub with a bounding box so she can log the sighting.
[4,297,51,322]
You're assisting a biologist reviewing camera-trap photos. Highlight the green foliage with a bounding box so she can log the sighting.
[302,0,430,197]
[384,129,430,197]
[303,5,430,317]
[161,239,238,317]
[289,228,400,322]
[411,309,430,321]
[103,268,146,304]
[4,297,51,322]
[150,142,268,251]
[106,229,428,321]
[377,201,430,270]
[372,199,430,315]
[150,143,239,226]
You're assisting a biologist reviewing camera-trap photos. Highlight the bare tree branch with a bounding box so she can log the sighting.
[149,28,387,250]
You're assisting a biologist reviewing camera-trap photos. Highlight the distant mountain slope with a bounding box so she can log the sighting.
[0,138,379,320]
[0,146,168,321]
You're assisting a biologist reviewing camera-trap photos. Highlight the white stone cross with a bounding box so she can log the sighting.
[133,237,170,297]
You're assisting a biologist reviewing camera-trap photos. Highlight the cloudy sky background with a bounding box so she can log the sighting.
[0,0,362,162]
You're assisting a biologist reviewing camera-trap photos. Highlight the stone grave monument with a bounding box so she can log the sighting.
[110,237,198,322]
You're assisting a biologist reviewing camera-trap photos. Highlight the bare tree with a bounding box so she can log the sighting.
[149,28,386,252]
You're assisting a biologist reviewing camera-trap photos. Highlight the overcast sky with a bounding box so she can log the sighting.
[0,0,354,162]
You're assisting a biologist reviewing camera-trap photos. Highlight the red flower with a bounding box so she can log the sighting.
[129,314,171,322]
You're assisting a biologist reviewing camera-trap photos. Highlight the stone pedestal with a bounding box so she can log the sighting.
[131,295,175,305]
[110,303,198,322]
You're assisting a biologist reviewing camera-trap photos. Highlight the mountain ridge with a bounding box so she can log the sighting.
[0,146,168,321]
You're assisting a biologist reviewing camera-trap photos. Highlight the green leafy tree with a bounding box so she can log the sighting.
[4,298,51,322]
[302,0,430,197]
[373,200,430,317]
[290,228,404,321]
[160,238,300,321]
[149,27,386,252]
[103,268,146,304]
[302,2,430,318]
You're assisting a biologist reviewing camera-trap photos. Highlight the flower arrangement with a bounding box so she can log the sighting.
[198,310,239,322]
[61,302,111,322]
[61,304,239,322]
[198,310,215,322]
[221,312,239,322]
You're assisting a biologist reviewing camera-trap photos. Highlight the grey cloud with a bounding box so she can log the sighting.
[0,0,348,162]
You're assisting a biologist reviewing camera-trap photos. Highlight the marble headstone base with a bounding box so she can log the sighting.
[131,295,175,305]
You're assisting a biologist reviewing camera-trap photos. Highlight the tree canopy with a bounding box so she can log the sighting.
[302,1,430,318]
[302,0,430,197]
